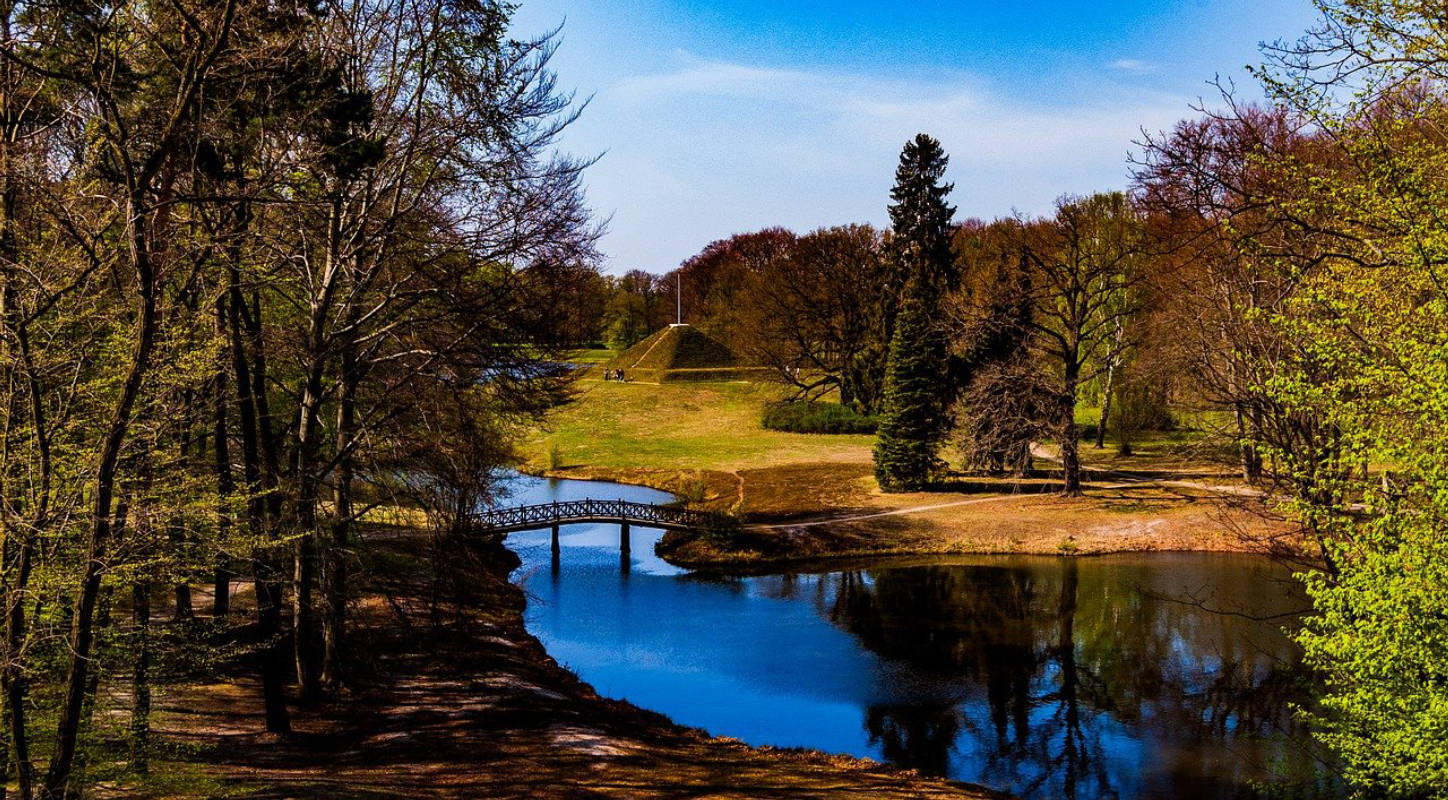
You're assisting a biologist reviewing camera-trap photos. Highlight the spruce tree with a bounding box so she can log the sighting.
[887,134,957,299]
[874,282,950,490]
[874,134,957,491]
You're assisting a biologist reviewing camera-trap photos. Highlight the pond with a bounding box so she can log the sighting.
[501,474,1335,800]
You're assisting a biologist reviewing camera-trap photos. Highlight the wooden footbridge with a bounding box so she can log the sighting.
[470,499,732,562]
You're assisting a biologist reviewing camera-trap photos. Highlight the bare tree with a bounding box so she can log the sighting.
[1023,194,1145,495]
[746,225,893,413]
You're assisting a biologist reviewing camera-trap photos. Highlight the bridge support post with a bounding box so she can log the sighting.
[620,521,631,555]
[551,523,561,567]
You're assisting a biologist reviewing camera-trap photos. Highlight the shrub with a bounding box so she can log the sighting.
[675,470,708,504]
[762,400,878,434]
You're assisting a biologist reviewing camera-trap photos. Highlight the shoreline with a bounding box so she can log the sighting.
[528,463,1308,570]
[159,532,1002,799]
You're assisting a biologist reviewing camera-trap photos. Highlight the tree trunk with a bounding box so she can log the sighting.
[292,536,319,700]
[321,343,357,687]
[2,531,33,800]
[227,231,290,735]
[58,585,111,800]
[1,495,36,800]
[1059,366,1083,496]
[0,25,36,794]
[212,301,232,620]
[130,582,151,774]
[172,401,194,622]
[1243,404,1264,483]
[292,196,345,702]
[1096,363,1115,449]
[1056,560,1083,792]
[43,197,160,799]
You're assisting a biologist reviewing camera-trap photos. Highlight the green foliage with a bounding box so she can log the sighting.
[874,286,950,491]
[1299,515,1448,797]
[1274,235,1448,796]
[887,134,957,295]
[761,400,878,434]
[605,304,653,350]
[1112,378,1175,456]
[603,270,670,350]
[874,134,956,492]
[1250,32,1448,794]
[0,0,600,789]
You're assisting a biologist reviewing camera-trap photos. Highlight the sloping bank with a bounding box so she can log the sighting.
[536,463,1304,571]
[157,531,1003,799]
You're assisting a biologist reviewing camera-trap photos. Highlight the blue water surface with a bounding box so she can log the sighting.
[501,474,1334,800]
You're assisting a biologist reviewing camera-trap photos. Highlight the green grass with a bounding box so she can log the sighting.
[528,379,876,473]
[1072,405,1240,474]
[567,347,616,365]
[762,400,878,434]
[529,384,1234,491]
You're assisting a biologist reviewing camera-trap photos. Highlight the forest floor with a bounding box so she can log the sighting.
[525,377,1304,569]
[146,533,1001,799]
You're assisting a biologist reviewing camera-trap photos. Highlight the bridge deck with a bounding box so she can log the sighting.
[470,498,726,535]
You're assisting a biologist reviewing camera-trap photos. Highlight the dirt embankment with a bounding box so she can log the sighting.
[541,461,1306,571]
[156,534,1000,799]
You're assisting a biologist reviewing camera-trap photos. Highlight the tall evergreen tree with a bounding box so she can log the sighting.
[887,134,958,300]
[874,134,957,491]
[875,282,951,490]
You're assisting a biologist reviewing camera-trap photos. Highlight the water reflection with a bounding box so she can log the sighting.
[822,558,1327,798]
[502,475,1335,800]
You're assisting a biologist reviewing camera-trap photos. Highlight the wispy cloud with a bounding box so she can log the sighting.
[579,55,1195,270]
[609,55,1186,174]
[1108,58,1158,75]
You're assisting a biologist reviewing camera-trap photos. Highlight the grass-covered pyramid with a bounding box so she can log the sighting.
[604,324,767,382]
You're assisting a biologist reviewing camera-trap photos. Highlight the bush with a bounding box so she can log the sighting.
[762,400,878,434]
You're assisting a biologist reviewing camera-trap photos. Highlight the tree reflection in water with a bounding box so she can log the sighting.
[825,556,1335,800]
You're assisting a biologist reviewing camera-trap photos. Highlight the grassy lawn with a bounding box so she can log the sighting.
[526,379,874,474]
[566,347,616,365]
[529,382,1242,488]
[521,377,1295,564]
[1070,406,1243,478]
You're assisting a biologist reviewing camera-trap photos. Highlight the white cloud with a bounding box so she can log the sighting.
[1109,58,1158,75]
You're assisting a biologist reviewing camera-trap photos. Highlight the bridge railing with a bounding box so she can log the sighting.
[469,498,726,534]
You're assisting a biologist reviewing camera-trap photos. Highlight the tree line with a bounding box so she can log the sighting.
[587,145,1156,497]
[0,1,597,796]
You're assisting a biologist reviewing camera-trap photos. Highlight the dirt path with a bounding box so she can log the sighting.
[750,475,1167,531]
[754,493,1047,529]
[656,458,1298,568]
[154,536,1000,799]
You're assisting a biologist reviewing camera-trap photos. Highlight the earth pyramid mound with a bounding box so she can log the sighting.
[604,324,763,382]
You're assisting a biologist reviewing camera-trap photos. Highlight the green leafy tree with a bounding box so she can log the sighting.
[873,134,957,491]
[1249,3,1448,794]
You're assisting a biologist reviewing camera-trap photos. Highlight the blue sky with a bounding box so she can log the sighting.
[510,1,1323,274]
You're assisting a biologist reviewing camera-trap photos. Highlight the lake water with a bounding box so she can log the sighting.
[501,473,1335,800]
